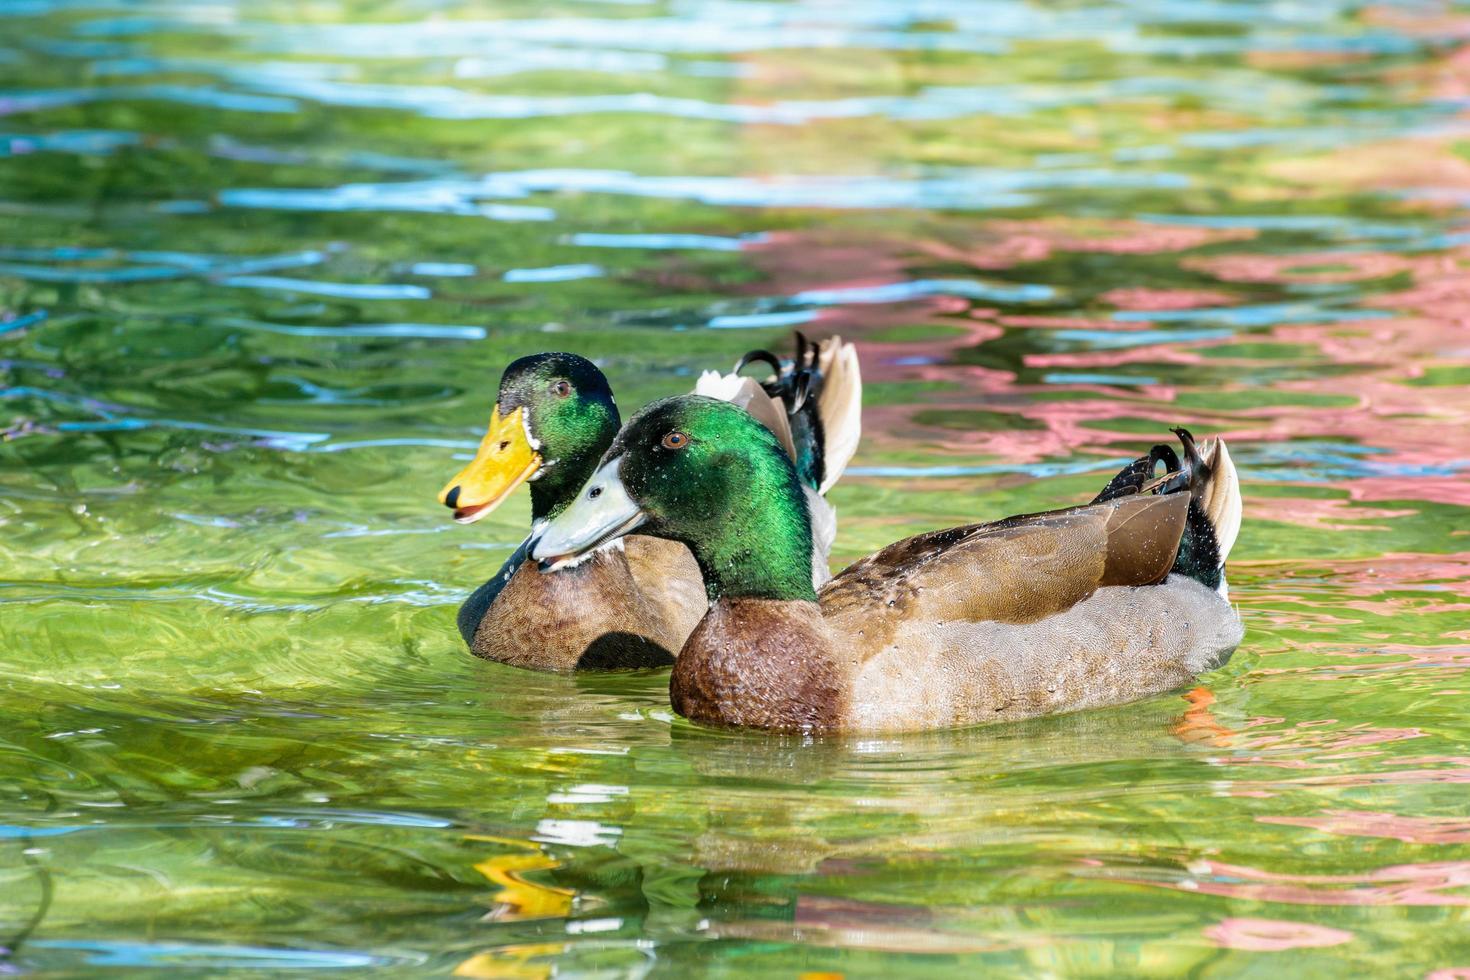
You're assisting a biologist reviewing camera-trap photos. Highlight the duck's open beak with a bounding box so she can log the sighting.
[531,457,647,571]
[439,406,541,525]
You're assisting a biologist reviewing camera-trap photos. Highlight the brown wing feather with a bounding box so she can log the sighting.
[1099,492,1191,585]
[819,494,1188,661]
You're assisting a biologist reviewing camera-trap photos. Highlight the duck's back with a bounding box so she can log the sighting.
[818,494,1242,732]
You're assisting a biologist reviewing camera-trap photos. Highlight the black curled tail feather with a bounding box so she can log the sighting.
[1091,443,1180,504]
[1169,427,1210,498]
[735,332,827,490]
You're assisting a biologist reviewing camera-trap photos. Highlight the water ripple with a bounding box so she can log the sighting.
[0,83,298,116]
[568,231,766,251]
[29,939,423,970]
[218,276,429,301]
[2,0,1469,973]
[222,167,1190,218]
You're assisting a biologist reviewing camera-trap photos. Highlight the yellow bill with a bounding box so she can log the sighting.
[439,406,542,524]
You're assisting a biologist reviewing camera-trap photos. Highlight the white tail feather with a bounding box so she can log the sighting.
[693,369,745,402]
[814,337,862,495]
[805,486,837,589]
[1199,438,1242,562]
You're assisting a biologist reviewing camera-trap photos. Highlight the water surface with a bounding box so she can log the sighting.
[2,0,1470,975]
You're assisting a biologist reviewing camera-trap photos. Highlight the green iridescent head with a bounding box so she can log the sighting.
[533,395,816,602]
[439,352,619,523]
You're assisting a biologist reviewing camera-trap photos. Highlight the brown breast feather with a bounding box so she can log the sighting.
[623,535,707,644]
[818,494,1188,663]
[472,536,702,671]
[671,598,844,732]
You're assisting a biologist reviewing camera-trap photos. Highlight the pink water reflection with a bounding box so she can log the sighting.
[1259,810,1470,844]
[1226,765,1470,798]
[1101,287,1236,311]
[1099,857,1470,906]
[1184,251,1413,284]
[725,123,1470,534]
[918,218,1254,269]
[1251,553,1470,596]
[1204,917,1353,951]
[1254,645,1470,679]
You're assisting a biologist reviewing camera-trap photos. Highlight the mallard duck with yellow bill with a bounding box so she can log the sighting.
[439,337,861,672]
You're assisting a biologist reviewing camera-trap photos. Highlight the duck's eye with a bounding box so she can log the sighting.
[661,432,688,450]
[550,380,572,397]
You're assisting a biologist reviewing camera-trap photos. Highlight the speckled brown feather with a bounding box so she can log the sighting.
[819,494,1188,657]
[624,536,707,645]
[842,575,1240,732]
[472,535,704,671]
[671,599,846,730]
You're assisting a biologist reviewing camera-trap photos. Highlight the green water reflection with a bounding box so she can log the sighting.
[2,0,1469,975]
